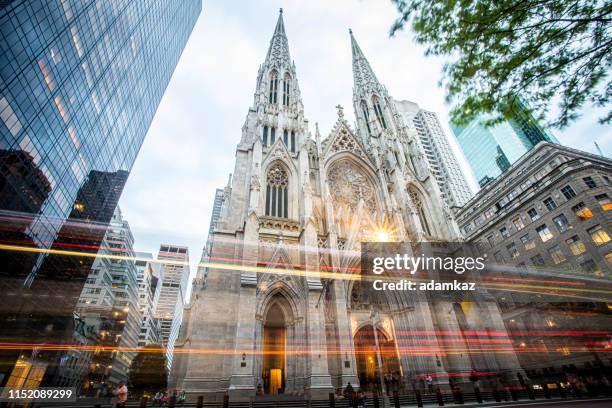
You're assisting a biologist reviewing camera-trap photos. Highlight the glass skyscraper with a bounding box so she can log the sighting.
[0,0,200,387]
[451,100,559,187]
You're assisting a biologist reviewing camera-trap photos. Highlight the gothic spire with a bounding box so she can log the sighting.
[264,8,291,67]
[349,29,380,90]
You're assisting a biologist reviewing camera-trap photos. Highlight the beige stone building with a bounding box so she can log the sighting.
[455,142,612,384]
[172,11,522,401]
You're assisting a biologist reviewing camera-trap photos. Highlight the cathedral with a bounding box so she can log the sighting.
[172,10,523,401]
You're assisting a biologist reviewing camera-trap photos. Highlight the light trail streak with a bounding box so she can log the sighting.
[483,276,586,286]
[0,342,608,357]
[1,244,611,300]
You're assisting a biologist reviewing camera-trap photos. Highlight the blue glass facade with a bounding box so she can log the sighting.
[452,102,559,188]
[0,0,200,386]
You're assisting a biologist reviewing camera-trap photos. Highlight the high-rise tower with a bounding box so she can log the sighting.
[394,100,473,208]
[451,99,559,187]
[0,0,200,385]
[155,244,190,371]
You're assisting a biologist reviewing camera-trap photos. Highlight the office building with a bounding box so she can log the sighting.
[134,252,162,347]
[395,99,473,208]
[455,142,612,383]
[206,188,225,254]
[194,188,225,290]
[0,0,200,386]
[74,207,141,389]
[456,142,611,272]
[154,245,190,371]
[451,100,559,187]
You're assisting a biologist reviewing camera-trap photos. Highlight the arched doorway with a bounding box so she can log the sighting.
[354,325,401,391]
[262,298,287,395]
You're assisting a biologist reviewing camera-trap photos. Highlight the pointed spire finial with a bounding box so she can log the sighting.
[264,8,290,66]
[279,7,283,14]
[349,29,379,89]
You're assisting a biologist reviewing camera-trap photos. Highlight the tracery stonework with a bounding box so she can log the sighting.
[407,186,422,207]
[330,129,366,158]
[267,164,288,187]
[327,160,376,210]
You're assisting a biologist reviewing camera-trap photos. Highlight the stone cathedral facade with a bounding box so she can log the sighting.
[173,11,523,401]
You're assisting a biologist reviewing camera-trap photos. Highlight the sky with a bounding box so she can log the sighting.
[118,0,612,283]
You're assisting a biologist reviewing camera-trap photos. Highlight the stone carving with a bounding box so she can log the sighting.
[407,186,422,208]
[327,160,376,211]
[337,238,346,251]
[269,142,288,159]
[317,236,328,249]
[250,174,260,191]
[259,216,299,232]
[331,130,356,152]
[267,164,288,187]
[329,129,366,158]
[349,281,368,310]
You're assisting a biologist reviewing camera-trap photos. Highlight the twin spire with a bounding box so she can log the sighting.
[263,9,378,91]
[349,28,380,90]
[264,8,291,67]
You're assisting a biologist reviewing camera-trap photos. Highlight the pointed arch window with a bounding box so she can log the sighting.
[270,126,276,144]
[290,131,296,153]
[409,187,431,235]
[263,125,269,147]
[266,164,289,218]
[361,100,372,135]
[418,205,431,235]
[269,71,278,104]
[282,73,291,106]
[372,95,387,129]
[283,129,289,146]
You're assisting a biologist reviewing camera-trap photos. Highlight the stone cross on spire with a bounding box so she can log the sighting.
[349,29,380,90]
[335,104,344,119]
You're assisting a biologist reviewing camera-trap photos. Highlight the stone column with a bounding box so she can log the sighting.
[294,318,306,391]
[285,322,296,393]
[432,301,475,390]
[331,281,360,388]
[474,301,526,385]
[228,208,260,399]
[227,284,257,399]
[181,232,241,401]
[392,296,450,390]
[305,289,334,399]
[303,220,333,399]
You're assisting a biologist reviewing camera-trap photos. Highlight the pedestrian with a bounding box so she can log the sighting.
[161,391,169,406]
[113,382,128,408]
[356,389,366,408]
[343,382,355,400]
[425,374,433,392]
[153,391,163,406]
